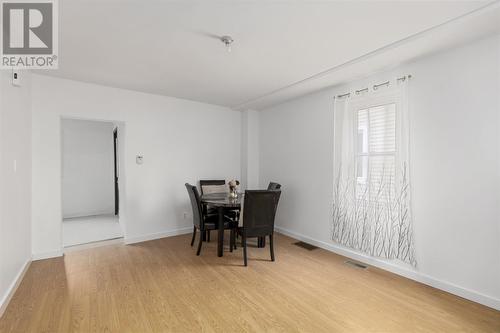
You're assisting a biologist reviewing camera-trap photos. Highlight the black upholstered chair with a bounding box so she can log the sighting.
[199,179,227,194]
[185,183,236,255]
[249,182,280,248]
[267,182,282,191]
[199,180,227,241]
[239,190,281,266]
[200,179,241,242]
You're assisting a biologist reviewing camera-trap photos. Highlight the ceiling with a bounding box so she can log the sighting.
[37,1,499,109]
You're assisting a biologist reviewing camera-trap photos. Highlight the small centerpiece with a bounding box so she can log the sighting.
[228,179,240,198]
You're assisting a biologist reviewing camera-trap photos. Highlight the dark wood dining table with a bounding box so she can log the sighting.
[200,192,242,257]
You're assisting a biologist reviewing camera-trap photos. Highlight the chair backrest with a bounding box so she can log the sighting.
[185,183,203,228]
[267,182,282,191]
[242,190,281,237]
[200,179,227,195]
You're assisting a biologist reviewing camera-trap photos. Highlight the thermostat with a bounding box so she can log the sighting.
[12,69,20,87]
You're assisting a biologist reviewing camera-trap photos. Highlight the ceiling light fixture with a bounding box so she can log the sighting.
[220,35,234,52]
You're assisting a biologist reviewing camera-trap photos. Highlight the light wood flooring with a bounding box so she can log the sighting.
[1,232,499,332]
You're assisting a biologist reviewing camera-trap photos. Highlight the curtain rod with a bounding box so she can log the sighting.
[337,92,351,99]
[336,75,412,99]
[355,88,369,95]
[373,81,390,90]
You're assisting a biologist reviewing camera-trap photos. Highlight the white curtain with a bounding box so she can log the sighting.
[332,79,416,266]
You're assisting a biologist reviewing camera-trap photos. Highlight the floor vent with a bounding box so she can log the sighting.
[294,241,318,251]
[344,260,368,269]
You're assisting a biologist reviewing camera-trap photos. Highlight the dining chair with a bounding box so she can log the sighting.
[238,190,281,266]
[199,180,227,241]
[200,179,227,194]
[267,182,282,190]
[185,183,236,255]
[258,182,282,246]
[200,179,240,242]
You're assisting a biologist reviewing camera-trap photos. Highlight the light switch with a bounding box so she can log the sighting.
[136,155,144,165]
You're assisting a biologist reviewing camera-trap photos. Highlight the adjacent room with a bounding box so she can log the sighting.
[61,118,123,247]
[0,1,499,332]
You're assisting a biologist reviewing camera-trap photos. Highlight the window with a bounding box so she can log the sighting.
[355,103,396,201]
[333,80,415,265]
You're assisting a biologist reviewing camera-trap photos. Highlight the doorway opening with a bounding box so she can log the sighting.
[61,118,125,247]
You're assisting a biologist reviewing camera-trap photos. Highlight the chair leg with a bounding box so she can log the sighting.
[207,230,211,242]
[233,229,237,250]
[243,234,247,266]
[270,233,275,262]
[190,226,196,246]
[230,229,234,252]
[196,229,203,256]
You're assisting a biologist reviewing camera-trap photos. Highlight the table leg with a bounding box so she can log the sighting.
[217,206,224,257]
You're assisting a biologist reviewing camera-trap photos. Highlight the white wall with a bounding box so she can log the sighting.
[62,119,115,218]
[0,70,32,314]
[31,75,241,258]
[240,110,260,190]
[259,35,500,309]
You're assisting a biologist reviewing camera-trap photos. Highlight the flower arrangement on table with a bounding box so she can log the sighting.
[228,179,240,198]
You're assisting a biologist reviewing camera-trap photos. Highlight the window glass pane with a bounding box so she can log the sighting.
[356,155,368,181]
[369,155,395,201]
[369,104,396,153]
[356,156,368,199]
[357,109,368,154]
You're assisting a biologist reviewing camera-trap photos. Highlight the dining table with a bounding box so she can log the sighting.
[200,192,242,257]
[201,192,267,257]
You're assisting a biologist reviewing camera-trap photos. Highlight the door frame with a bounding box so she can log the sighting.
[113,127,119,215]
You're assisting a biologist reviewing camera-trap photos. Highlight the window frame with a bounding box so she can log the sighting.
[349,91,401,201]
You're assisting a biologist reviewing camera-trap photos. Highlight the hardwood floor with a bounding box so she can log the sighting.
[1,232,499,332]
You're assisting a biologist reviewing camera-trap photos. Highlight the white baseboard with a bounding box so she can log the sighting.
[0,259,31,318]
[124,226,193,245]
[31,249,64,261]
[275,226,500,311]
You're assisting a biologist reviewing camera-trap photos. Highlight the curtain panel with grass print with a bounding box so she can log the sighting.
[332,79,416,266]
